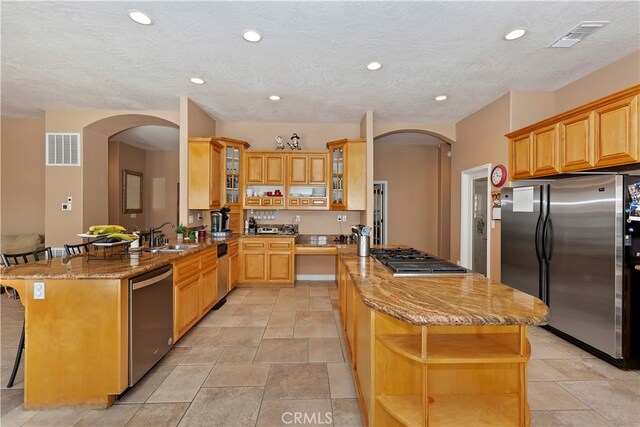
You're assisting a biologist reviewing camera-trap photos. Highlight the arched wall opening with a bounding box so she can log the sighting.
[373,129,452,259]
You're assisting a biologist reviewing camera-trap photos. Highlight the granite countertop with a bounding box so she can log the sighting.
[0,235,240,280]
[337,246,549,327]
[239,233,296,238]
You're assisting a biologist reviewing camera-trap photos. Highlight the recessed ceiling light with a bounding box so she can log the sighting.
[366,62,382,71]
[434,95,448,101]
[269,95,281,101]
[243,30,262,42]
[505,28,526,40]
[128,10,152,26]
[190,77,205,85]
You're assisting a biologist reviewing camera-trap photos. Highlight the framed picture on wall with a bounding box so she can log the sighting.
[123,169,143,213]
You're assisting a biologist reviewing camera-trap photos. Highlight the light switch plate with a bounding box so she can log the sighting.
[34,282,45,299]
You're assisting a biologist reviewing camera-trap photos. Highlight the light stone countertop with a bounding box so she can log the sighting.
[337,246,550,326]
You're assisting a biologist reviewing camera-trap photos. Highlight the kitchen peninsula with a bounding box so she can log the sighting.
[0,239,548,427]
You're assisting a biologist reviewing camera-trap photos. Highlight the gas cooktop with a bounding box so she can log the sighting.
[370,248,472,277]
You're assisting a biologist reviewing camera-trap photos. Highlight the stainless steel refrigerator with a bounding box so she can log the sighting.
[501,174,640,367]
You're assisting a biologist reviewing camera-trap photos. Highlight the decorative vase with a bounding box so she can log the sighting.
[176,233,184,241]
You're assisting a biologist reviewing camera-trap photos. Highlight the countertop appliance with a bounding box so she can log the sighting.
[370,248,472,276]
[257,226,279,234]
[501,174,640,368]
[210,207,231,233]
[128,265,173,386]
[214,243,229,309]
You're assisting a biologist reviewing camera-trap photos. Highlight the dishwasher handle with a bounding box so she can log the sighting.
[131,266,172,290]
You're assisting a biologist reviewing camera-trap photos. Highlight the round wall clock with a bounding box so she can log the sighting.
[491,164,507,187]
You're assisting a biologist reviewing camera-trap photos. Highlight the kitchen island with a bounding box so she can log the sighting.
[336,246,549,427]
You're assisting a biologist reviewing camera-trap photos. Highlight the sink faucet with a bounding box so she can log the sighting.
[149,221,175,248]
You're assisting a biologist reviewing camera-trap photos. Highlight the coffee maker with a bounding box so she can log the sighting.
[210,206,231,236]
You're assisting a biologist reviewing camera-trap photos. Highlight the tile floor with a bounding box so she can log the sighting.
[1,282,639,427]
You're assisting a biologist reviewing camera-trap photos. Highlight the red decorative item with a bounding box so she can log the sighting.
[491,164,507,187]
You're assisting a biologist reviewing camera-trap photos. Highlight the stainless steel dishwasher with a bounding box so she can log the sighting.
[215,243,229,308]
[129,265,173,386]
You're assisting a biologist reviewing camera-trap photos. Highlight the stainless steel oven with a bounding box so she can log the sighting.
[129,265,173,386]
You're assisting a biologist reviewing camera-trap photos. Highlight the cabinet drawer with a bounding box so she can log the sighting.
[289,198,300,206]
[242,240,266,250]
[273,198,284,206]
[201,248,217,271]
[174,256,200,283]
[268,240,293,250]
[301,199,310,206]
[311,198,327,206]
[245,197,261,206]
[262,198,273,206]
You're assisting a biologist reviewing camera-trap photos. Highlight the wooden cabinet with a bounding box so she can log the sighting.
[244,152,285,185]
[288,152,329,185]
[508,86,639,179]
[326,139,366,210]
[219,137,250,232]
[228,240,240,292]
[188,137,223,209]
[173,247,218,341]
[239,238,295,285]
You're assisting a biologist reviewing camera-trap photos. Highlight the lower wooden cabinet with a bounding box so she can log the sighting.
[200,267,217,316]
[174,274,200,339]
[228,241,240,292]
[239,238,295,285]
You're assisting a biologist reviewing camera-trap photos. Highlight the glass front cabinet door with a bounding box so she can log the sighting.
[329,142,346,210]
[218,138,250,207]
[326,138,366,211]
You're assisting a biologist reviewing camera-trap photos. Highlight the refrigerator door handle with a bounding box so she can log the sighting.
[545,218,554,261]
[534,213,544,263]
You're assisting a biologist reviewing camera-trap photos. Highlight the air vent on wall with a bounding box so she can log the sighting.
[549,21,609,48]
[46,133,80,166]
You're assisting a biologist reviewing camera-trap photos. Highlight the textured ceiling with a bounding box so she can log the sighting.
[111,125,179,151]
[2,1,639,123]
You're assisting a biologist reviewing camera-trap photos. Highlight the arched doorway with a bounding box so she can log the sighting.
[373,130,452,258]
[82,114,179,233]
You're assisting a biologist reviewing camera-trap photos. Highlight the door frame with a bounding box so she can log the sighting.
[460,164,491,277]
[373,181,388,245]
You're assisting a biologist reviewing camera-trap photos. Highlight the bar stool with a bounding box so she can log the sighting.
[1,247,52,388]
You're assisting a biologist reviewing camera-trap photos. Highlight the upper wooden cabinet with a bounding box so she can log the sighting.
[507,86,639,179]
[326,139,366,210]
[188,137,223,209]
[244,152,285,185]
[288,152,329,185]
[218,137,250,207]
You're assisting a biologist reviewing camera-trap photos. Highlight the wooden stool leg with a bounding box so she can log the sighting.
[7,320,25,388]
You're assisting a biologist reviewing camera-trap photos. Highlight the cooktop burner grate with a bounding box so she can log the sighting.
[370,247,472,277]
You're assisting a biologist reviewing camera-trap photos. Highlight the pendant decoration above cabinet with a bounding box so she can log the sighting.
[288,133,301,150]
[275,135,285,150]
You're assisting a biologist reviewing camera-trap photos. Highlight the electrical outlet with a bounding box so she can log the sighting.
[341,215,347,222]
[197,212,203,220]
[188,215,194,224]
[67,196,73,204]
[130,213,136,218]
[34,282,45,300]
[295,215,301,222]
[61,203,71,211]
[337,214,342,222]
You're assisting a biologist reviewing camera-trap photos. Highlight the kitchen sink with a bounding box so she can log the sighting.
[145,244,200,253]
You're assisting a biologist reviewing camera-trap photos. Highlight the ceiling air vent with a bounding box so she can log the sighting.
[46,133,80,166]
[549,21,609,48]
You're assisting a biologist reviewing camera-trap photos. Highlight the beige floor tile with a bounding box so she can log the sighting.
[75,404,141,427]
[530,410,564,427]
[328,363,356,398]
[178,387,263,426]
[295,311,336,327]
[279,288,310,299]
[234,304,274,316]
[309,287,329,297]
[263,326,294,339]
[197,314,243,328]
[548,410,614,426]
[256,399,333,427]
[255,338,309,363]
[216,346,258,364]
[243,296,278,305]
[22,408,89,426]
[557,380,640,426]
[147,365,212,403]
[157,347,189,367]
[0,405,38,427]
[530,342,575,360]
[294,323,339,338]
[309,299,333,311]
[118,364,176,404]
[248,288,281,297]
[238,313,271,327]
[211,327,265,347]
[543,359,608,381]
[268,311,297,327]
[179,347,224,366]
[126,402,190,427]
[527,360,570,382]
[264,363,330,400]
[211,302,239,316]
[273,299,310,312]
[203,364,270,387]
[618,379,640,396]
[527,382,589,411]
[580,358,640,380]
[309,338,344,362]
[332,398,363,427]
[1,389,23,417]
[173,326,220,348]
